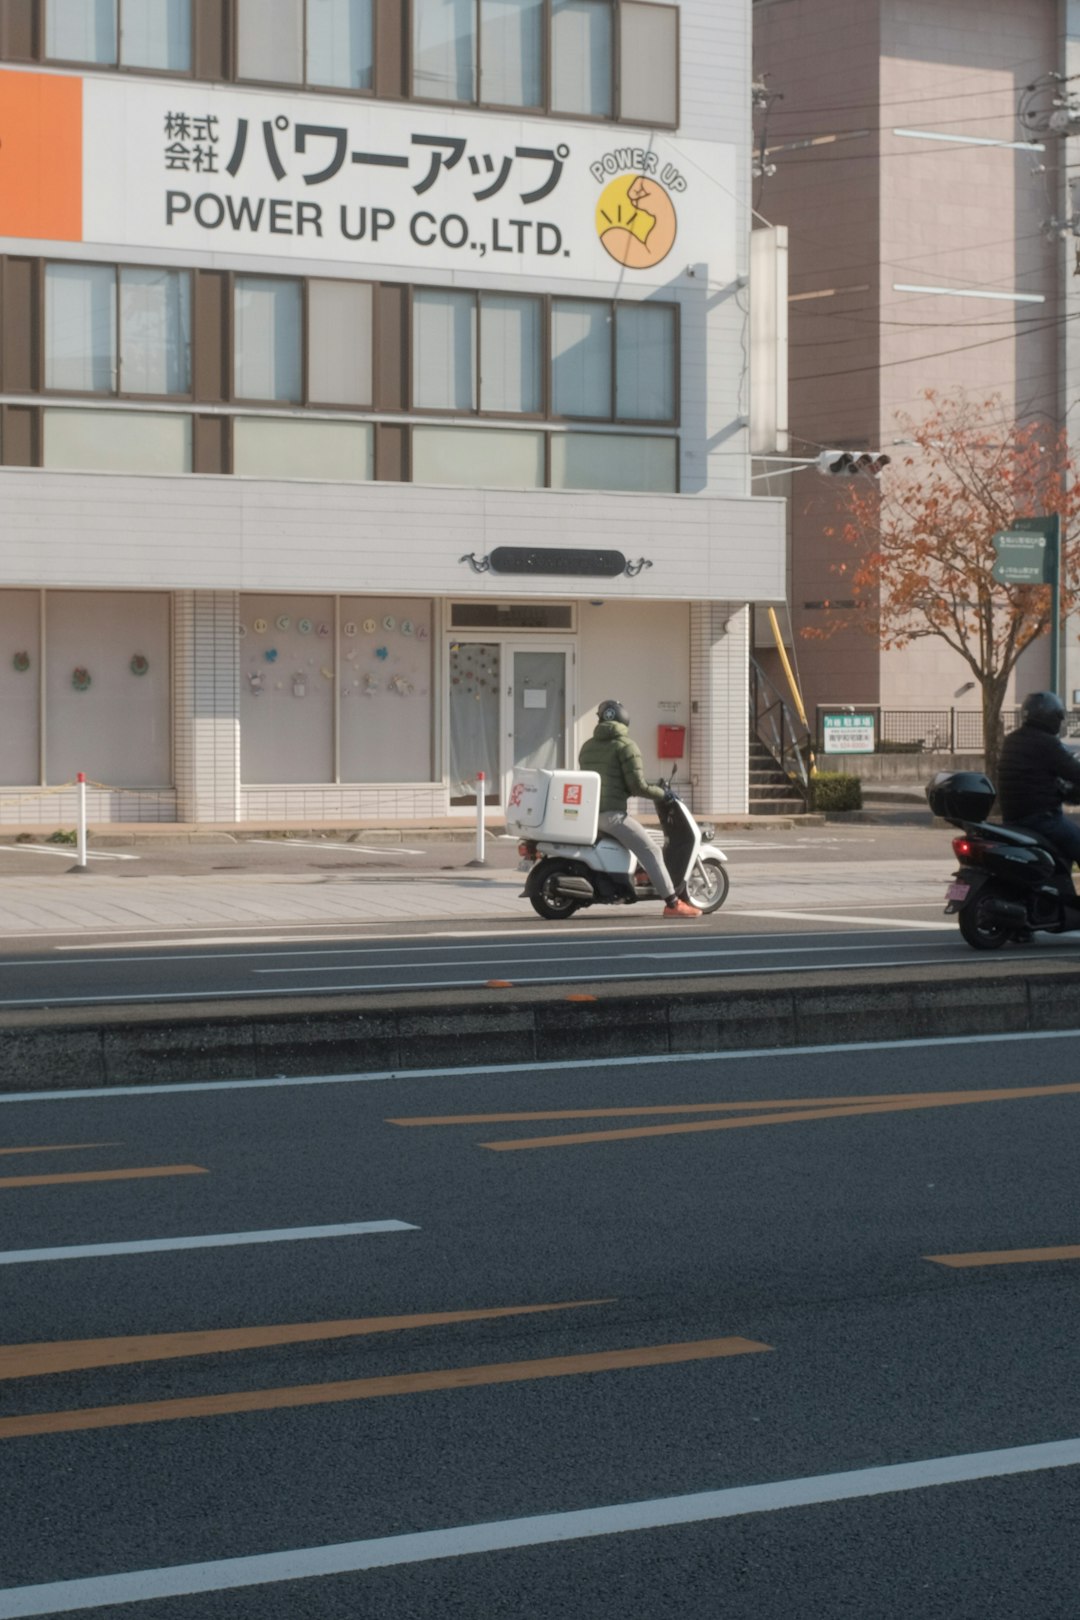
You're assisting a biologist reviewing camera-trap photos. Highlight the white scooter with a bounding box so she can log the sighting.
[506,766,730,920]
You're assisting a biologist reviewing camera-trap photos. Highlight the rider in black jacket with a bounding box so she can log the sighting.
[997,691,1080,865]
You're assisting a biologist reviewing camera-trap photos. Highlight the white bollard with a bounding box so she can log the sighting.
[474,771,486,865]
[76,772,88,869]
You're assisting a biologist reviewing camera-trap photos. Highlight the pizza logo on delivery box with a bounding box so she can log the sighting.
[563,783,583,805]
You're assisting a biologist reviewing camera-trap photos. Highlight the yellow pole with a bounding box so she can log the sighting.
[767,607,817,777]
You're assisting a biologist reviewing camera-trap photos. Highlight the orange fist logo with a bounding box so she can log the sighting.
[596,173,677,270]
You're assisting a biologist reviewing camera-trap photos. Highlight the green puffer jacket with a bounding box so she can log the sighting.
[578,721,664,814]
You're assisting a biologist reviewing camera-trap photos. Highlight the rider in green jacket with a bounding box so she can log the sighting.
[578,700,701,918]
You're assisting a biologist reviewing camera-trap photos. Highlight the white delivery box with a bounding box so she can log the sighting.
[505,768,601,845]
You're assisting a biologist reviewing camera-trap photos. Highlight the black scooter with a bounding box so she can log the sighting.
[928,771,1080,950]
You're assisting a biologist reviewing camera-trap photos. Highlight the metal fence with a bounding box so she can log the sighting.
[815,707,1026,755]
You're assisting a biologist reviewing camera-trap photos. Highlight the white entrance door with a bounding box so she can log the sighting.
[447,640,574,807]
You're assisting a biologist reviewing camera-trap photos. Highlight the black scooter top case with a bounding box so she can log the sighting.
[926,771,996,824]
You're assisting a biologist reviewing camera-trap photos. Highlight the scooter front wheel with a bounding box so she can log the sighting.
[685,857,730,915]
[957,887,1011,950]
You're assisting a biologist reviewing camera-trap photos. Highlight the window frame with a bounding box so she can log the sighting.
[43,0,197,79]
[409,286,548,421]
[42,259,195,404]
[406,0,679,128]
[410,289,676,427]
[230,270,377,411]
[233,0,378,97]
[549,294,679,429]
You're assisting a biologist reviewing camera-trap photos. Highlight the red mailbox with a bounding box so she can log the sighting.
[657,723,685,760]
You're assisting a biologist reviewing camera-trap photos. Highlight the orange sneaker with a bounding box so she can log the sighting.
[663,898,702,918]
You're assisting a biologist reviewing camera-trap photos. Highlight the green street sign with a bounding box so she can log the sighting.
[991,517,1059,586]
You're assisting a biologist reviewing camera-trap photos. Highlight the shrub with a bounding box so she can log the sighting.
[809,773,863,813]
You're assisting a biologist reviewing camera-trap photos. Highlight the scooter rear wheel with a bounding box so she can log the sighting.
[957,888,1011,950]
[530,868,583,920]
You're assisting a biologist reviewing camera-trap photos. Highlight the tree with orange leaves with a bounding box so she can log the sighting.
[803,391,1080,782]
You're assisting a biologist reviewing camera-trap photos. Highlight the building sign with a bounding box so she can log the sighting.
[822,713,875,754]
[489,547,627,577]
[0,68,736,286]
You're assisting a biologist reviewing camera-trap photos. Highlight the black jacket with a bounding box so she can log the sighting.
[997,723,1080,820]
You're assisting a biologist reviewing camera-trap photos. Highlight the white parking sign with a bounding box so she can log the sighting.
[823,714,875,754]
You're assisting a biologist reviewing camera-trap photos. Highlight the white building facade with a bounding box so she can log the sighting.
[0,0,782,824]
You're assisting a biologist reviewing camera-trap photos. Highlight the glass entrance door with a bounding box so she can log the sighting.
[511,647,568,776]
[447,640,574,808]
[449,641,501,805]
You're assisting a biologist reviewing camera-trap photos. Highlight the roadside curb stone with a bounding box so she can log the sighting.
[3,962,1079,1090]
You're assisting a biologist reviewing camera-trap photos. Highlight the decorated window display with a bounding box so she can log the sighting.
[338,597,434,785]
[239,594,435,785]
[239,595,335,785]
[0,590,41,786]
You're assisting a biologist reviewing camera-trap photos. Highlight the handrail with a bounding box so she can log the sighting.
[749,656,812,792]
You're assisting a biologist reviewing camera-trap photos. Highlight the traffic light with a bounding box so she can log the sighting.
[816,450,891,476]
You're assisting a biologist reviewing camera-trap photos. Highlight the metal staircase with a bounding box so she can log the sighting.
[748,657,811,815]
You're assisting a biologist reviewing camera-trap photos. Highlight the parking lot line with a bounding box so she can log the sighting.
[0,1164,208,1190]
[0,1337,769,1440]
[926,1244,1080,1268]
[0,1298,615,1380]
[0,1219,416,1266]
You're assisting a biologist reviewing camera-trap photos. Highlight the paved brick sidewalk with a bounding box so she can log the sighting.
[0,860,950,939]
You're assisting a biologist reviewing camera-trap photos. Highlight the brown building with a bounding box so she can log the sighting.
[753,0,1074,741]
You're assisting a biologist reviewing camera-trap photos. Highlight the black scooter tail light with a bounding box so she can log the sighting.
[952,835,992,861]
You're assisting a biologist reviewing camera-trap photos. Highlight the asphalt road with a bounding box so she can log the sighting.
[0,918,1059,1010]
[1,1033,1078,1616]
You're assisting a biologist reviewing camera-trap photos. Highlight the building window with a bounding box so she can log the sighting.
[479,293,542,414]
[411,0,674,122]
[44,264,192,397]
[239,0,374,89]
[614,302,676,421]
[551,0,612,117]
[234,277,303,403]
[308,281,374,407]
[412,425,545,486]
[307,0,375,88]
[480,0,543,107]
[413,289,542,415]
[46,0,192,70]
[43,409,193,474]
[619,1,678,125]
[551,297,676,423]
[550,430,677,492]
[413,289,477,411]
[551,299,611,420]
[233,418,374,480]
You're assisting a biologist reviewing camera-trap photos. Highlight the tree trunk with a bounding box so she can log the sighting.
[982,680,1008,786]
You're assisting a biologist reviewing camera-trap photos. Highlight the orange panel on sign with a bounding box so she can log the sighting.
[0,70,83,242]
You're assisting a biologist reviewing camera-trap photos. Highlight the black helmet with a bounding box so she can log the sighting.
[597,699,629,726]
[1021,691,1066,735]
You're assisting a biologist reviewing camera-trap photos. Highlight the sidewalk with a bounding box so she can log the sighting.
[0,857,948,939]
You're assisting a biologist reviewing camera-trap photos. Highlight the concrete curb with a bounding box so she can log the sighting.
[3,960,1080,1090]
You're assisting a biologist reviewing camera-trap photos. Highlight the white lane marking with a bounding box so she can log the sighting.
[0,846,139,863]
[0,1220,417,1266]
[27,926,952,970]
[6,1023,1079,1108]
[737,911,953,931]
[2,1437,1077,1615]
[252,937,956,976]
[245,839,425,856]
[0,953,983,1009]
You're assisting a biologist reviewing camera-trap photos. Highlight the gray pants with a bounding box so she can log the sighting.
[598,810,675,899]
